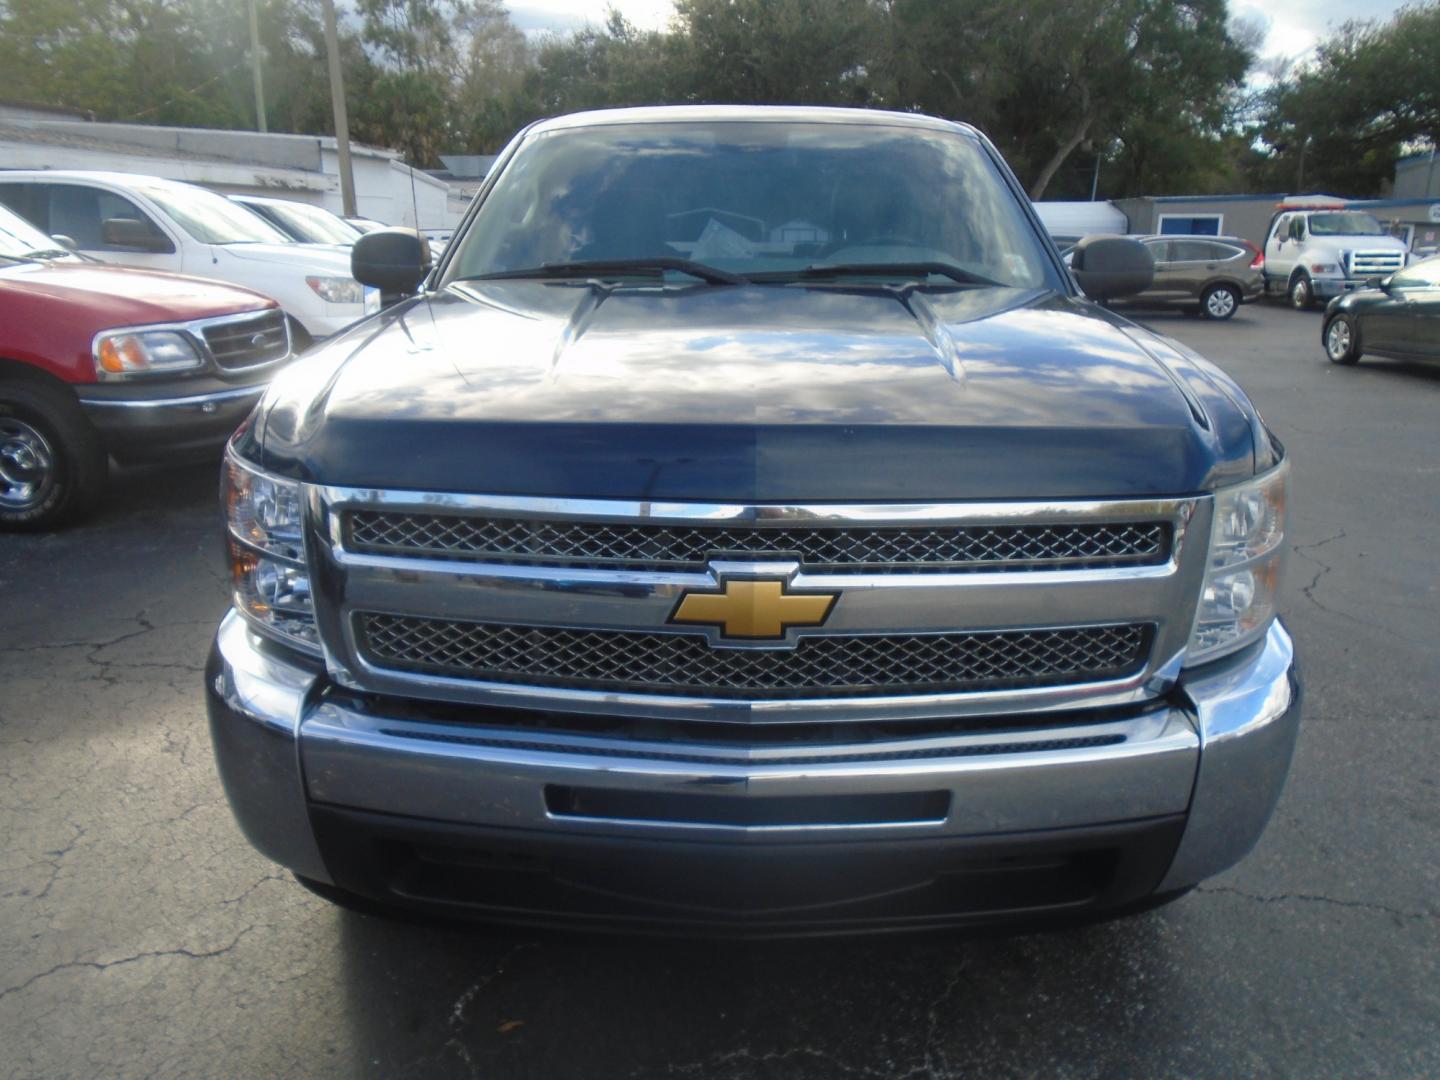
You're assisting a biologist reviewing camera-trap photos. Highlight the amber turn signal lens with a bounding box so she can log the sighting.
[96,335,148,374]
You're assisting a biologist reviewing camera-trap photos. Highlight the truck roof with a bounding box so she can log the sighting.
[529,105,979,138]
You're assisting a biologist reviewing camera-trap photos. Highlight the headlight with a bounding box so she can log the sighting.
[305,275,365,305]
[1186,460,1289,665]
[223,449,319,654]
[93,330,206,380]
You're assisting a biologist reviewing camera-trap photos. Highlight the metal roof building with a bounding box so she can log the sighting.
[0,107,453,228]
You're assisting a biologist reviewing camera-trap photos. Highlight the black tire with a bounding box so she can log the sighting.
[1324,313,1362,365]
[1200,283,1240,320]
[1289,272,1315,311]
[0,380,107,530]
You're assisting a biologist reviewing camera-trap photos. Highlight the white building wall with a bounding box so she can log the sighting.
[0,119,456,229]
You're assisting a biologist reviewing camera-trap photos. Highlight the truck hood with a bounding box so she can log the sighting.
[1308,235,1408,251]
[253,282,1259,501]
[222,242,356,274]
[0,260,273,327]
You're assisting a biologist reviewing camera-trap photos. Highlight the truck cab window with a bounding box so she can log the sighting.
[45,185,171,253]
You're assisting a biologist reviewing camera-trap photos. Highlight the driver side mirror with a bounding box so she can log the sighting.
[50,234,78,252]
[352,228,433,304]
[1070,236,1154,301]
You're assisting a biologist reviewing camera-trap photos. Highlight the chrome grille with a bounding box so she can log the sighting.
[1347,250,1405,277]
[357,613,1151,699]
[202,310,289,370]
[346,512,1170,572]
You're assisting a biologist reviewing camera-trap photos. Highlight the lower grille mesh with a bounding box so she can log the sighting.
[357,614,1150,699]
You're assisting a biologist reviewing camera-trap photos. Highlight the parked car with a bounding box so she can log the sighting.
[345,217,387,234]
[209,106,1297,935]
[1263,205,1409,310]
[0,171,379,347]
[1322,253,1440,364]
[1106,235,1264,320]
[230,194,363,247]
[0,203,291,528]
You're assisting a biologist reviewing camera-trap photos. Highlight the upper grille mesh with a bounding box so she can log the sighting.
[346,512,1170,572]
[202,310,289,370]
[357,613,1150,699]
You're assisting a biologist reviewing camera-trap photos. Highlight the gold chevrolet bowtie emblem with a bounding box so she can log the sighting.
[671,578,838,640]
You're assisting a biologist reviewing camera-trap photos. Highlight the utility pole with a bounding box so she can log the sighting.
[321,0,357,217]
[246,0,266,133]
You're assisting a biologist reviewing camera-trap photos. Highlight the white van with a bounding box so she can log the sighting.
[0,171,378,344]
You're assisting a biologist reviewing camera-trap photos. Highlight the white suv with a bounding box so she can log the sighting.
[0,171,379,344]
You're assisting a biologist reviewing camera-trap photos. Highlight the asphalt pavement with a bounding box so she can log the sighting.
[1,299,1436,1079]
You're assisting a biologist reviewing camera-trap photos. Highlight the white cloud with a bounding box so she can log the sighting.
[505,0,675,37]
[1235,0,1409,70]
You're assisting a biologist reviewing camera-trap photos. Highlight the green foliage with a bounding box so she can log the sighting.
[0,0,1430,195]
[1259,1,1439,195]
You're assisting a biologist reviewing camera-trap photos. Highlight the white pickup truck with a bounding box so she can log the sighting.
[1264,205,1409,309]
[0,171,379,345]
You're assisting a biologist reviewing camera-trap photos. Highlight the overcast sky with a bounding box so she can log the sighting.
[506,0,1412,72]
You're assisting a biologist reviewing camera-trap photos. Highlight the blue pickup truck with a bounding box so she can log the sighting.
[207,106,1298,935]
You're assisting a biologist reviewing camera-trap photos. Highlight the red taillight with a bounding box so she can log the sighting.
[1245,242,1264,269]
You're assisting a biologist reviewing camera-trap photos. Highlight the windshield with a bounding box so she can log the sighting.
[0,203,76,260]
[255,200,361,245]
[445,121,1054,289]
[135,182,288,245]
[1309,213,1385,237]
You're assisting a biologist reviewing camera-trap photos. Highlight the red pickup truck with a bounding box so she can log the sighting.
[1,203,291,528]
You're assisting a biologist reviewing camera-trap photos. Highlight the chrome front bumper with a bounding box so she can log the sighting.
[206,611,1299,924]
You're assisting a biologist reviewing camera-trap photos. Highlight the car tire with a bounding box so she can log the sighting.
[1324,313,1362,365]
[1289,273,1315,311]
[1200,283,1240,320]
[0,380,107,531]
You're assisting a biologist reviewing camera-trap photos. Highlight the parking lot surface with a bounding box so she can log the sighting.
[2,300,1437,1079]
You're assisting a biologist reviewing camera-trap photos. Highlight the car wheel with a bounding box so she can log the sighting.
[1289,273,1314,311]
[1324,314,1362,365]
[1201,283,1240,320]
[0,381,107,530]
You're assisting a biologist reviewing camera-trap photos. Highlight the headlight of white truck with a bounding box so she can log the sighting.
[1186,460,1289,665]
[223,449,319,654]
[305,275,365,305]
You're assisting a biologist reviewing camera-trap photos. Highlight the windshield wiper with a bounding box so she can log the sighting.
[24,248,75,260]
[465,257,749,286]
[755,262,1000,287]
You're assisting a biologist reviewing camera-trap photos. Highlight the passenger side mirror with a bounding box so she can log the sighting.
[1070,236,1154,301]
[101,217,172,253]
[352,228,433,303]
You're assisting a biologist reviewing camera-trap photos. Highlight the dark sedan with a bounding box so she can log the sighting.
[1115,235,1265,320]
[1322,255,1440,364]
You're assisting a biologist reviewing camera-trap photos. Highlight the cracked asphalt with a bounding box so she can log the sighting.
[2,301,1437,1079]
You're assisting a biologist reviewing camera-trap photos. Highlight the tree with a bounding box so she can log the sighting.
[672,0,881,105]
[881,0,1253,198]
[1259,2,1440,195]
